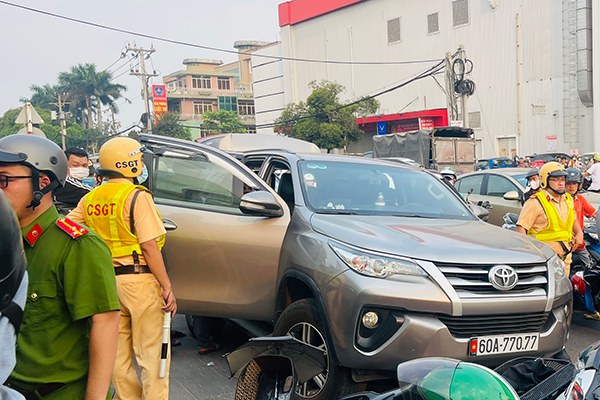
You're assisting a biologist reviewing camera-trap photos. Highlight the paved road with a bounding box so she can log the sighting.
[169,311,600,399]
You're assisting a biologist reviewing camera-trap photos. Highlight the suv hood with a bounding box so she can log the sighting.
[310,215,553,264]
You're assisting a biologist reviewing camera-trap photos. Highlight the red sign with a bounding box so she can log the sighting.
[391,119,420,133]
[420,117,434,130]
[152,85,168,121]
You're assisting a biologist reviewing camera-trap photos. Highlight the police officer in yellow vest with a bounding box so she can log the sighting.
[516,161,584,277]
[68,137,177,400]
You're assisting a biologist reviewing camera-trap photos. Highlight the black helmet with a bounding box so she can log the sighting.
[0,134,68,210]
[566,168,582,183]
[0,190,26,313]
[526,168,539,180]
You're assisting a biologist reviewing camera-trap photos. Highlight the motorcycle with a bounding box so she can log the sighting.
[230,339,600,400]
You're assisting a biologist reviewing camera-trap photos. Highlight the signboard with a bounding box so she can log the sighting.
[377,121,387,135]
[391,119,420,133]
[420,117,434,130]
[451,120,463,127]
[152,85,168,121]
[545,136,557,152]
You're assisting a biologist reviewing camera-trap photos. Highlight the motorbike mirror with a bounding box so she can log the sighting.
[503,191,520,201]
[468,188,474,195]
[234,355,296,400]
[469,204,489,221]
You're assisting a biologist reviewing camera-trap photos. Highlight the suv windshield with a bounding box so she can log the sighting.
[299,161,473,220]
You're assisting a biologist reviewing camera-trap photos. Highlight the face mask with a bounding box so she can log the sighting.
[82,177,96,187]
[69,167,89,181]
[529,180,540,190]
[137,165,148,184]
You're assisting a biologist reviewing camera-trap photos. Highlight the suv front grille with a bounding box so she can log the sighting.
[434,262,548,295]
[438,312,550,338]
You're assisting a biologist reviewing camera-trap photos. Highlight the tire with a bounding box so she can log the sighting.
[274,298,365,400]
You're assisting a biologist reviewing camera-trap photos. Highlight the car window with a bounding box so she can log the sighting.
[152,152,255,214]
[299,161,472,220]
[486,175,518,197]
[263,160,295,212]
[456,175,483,195]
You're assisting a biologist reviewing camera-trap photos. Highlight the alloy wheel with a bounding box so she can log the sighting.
[287,322,329,398]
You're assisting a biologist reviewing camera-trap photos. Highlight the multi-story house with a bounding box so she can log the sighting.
[163,41,269,138]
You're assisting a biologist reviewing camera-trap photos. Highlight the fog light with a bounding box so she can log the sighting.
[362,312,379,328]
[564,304,569,316]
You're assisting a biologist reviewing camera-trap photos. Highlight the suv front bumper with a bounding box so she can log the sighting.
[322,271,571,370]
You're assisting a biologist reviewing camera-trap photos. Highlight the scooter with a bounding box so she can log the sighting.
[230,339,600,400]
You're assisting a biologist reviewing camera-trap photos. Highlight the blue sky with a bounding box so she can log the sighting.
[0,0,283,130]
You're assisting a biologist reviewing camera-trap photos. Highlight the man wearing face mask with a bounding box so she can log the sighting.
[54,147,92,213]
[521,168,541,205]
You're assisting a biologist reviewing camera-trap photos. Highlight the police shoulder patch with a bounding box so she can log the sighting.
[56,218,89,239]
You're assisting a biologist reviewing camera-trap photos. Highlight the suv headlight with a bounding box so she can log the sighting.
[548,254,566,280]
[330,242,427,278]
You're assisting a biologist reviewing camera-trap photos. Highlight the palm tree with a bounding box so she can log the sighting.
[58,64,98,129]
[92,71,127,131]
[20,84,62,109]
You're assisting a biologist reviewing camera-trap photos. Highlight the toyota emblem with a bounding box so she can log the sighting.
[488,265,518,291]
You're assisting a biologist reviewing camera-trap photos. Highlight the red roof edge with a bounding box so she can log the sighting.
[278,0,366,27]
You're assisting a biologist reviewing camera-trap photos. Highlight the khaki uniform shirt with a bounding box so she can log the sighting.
[517,189,573,272]
[68,178,166,267]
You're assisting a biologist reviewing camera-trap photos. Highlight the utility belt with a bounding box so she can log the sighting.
[114,251,152,275]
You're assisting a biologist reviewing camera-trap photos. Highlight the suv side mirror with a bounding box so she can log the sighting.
[503,190,520,201]
[239,191,284,218]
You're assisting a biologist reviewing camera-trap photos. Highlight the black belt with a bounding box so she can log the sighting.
[22,383,66,400]
[114,265,152,275]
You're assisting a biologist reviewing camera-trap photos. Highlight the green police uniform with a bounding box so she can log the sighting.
[7,206,120,399]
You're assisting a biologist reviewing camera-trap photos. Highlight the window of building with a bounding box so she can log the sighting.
[452,0,469,27]
[387,18,401,44]
[428,13,439,34]
[194,100,214,115]
[238,101,255,116]
[191,76,211,89]
[219,96,237,113]
[178,77,187,88]
[468,111,481,129]
[218,78,231,91]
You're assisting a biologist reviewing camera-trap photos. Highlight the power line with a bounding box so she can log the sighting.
[0,0,443,67]
[255,57,449,130]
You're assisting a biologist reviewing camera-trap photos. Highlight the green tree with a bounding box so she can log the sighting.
[20,84,63,110]
[274,80,379,151]
[0,109,21,138]
[92,71,127,131]
[154,112,191,140]
[201,110,246,134]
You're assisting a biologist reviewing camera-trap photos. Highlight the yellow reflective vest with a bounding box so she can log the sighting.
[83,182,165,258]
[527,191,575,243]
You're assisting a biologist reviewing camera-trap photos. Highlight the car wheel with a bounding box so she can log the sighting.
[274,298,364,400]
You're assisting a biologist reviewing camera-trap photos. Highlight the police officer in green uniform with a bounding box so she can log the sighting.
[0,134,120,400]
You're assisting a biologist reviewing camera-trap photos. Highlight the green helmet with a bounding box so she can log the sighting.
[396,358,519,400]
[594,154,600,162]
[440,167,457,180]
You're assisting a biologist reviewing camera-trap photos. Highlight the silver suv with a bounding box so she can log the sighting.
[140,134,572,400]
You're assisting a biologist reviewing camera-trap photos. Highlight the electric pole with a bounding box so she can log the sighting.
[458,45,469,128]
[50,93,69,150]
[126,44,158,133]
[444,52,458,124]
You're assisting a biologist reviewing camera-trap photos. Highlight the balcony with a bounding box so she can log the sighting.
[179,113,256,125]
[167,87,235,98]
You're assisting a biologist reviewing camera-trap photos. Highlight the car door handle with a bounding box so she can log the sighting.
[162,218,178,231]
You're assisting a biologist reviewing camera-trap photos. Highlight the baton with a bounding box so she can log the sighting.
[159,312,171,379]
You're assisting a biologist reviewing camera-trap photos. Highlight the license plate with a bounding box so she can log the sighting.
[469,333,539,356]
